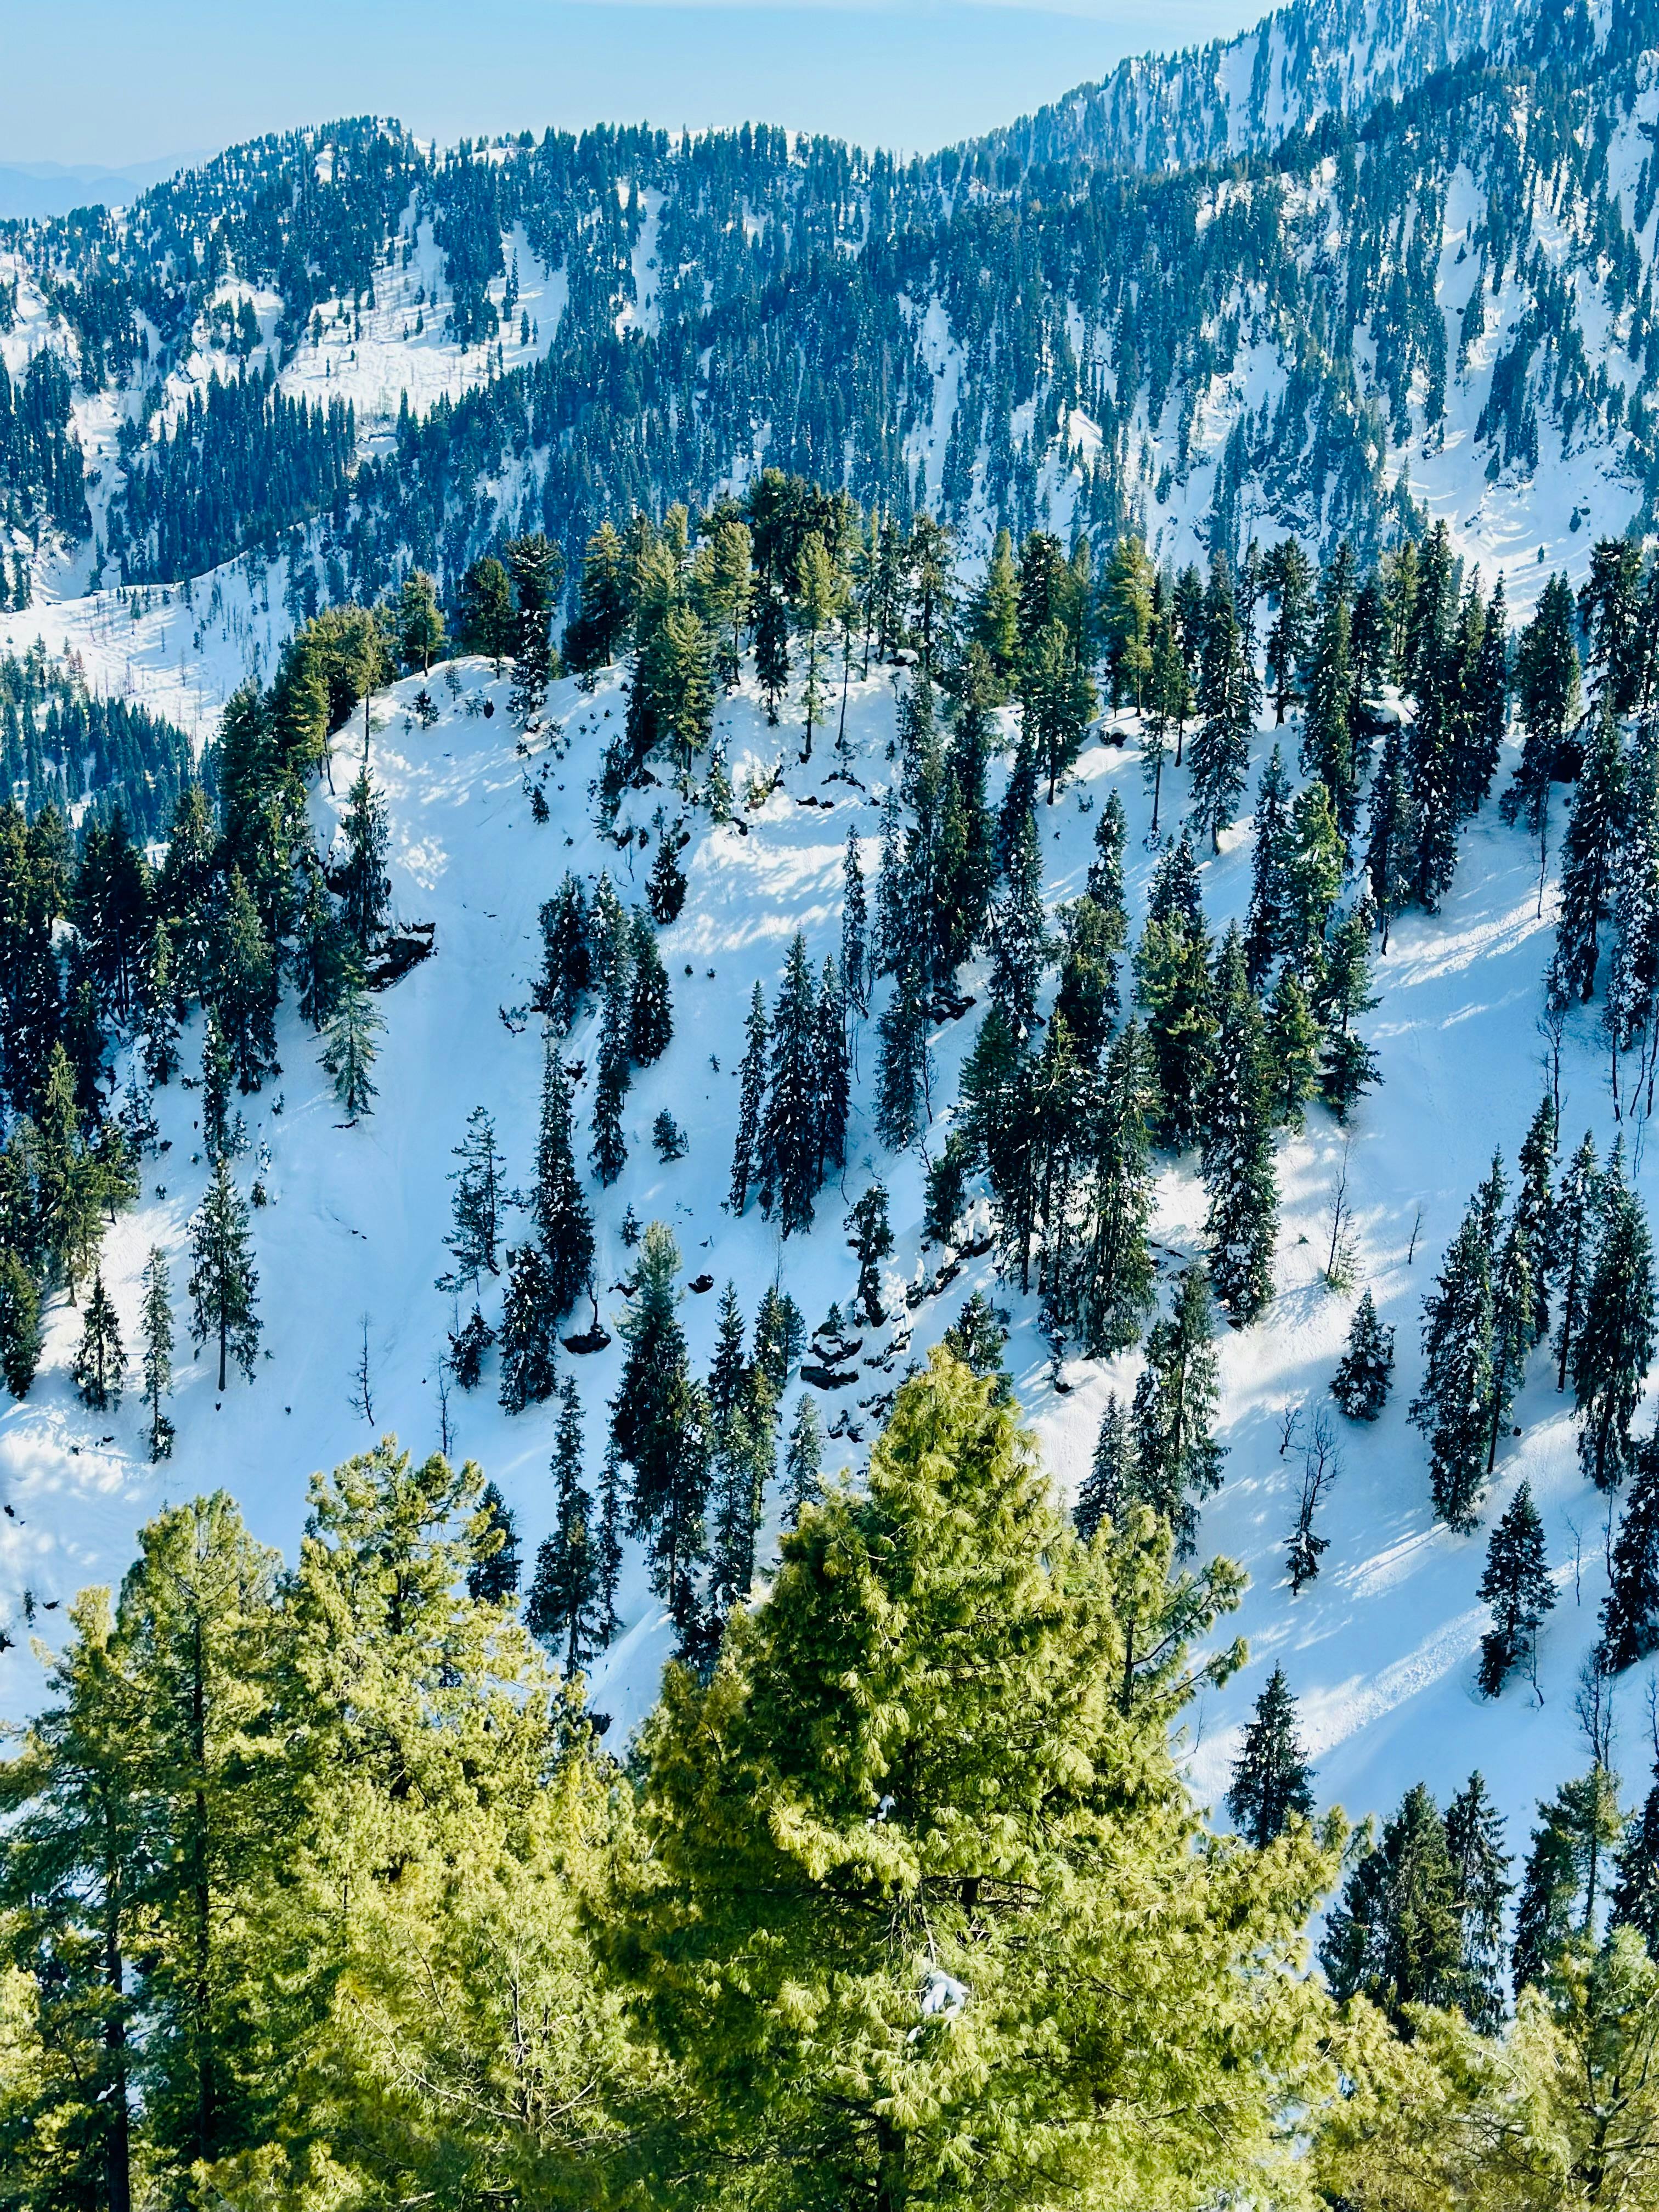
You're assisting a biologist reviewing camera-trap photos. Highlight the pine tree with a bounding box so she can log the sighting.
[139,917,179,1086]
[1262,538,1313,724]
[1265,965,1321,1128]
[1443,1771,1513,2033]
[1134,887,1215,1153]
[71,1268,125,1410]
[320,971,382,1118]
[140,1244,174,1460]
[0,1247,42,1398]
[441,1105,501,1290]
[590,954,631,1189]
[1612,1773,1659,1956]
[814,957,849,1179]
[611,1222,709,1623]
[466,1481,522,1603]
[1243,744,1292,989]
[1601,1436,1659,1671]
[1412,1199,1498,1532]
[595,1441,624,1645]
[533,1033,592,1318]
[1477,1480,1554,1695]
[874,955,927,1154]
[338,766,391,949]
[986,794,1049,1041]
[845,1182,893,1327]
[1321,1782,1463,2021]
[729,983,768,1214]
[1331,1289,1395,1419]
[526,1379,600,1671]
[1513,1768,1626,1991]
[782,1393,822,1529]
[840,829,868,1018]
[187,1156,260,1392]
[498,1243,559,1413]
[1514,1093,1558,1348]
[1075,1393,1139,1541]
[628,909,673,1064]
[1228,1666,1315,1846]
[199,1009,233,1160]
[1553,1130,1602,1393]
[1300,552,1357,829]
[1132,1266,1226,1556]
[1550,704,1625,1008]
[1363,724,1413,953]
[1200,927,1278,1325]
[535,874,591,1033]
[759,936,823,1231]
[1506,571,1580,893]
[646,833,687,927]
[1187,553,1257,853]
[1573,1149,1656,1492]
[1064,1020,1159,1357]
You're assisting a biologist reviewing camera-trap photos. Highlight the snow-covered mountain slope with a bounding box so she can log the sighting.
[0,646,1647,1861]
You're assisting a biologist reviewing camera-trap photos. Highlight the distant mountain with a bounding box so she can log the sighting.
[0,153,208,219]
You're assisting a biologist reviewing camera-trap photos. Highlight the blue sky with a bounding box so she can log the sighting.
[3,0,1261,169]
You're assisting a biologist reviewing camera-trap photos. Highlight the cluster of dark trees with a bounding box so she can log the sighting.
[0,641,194,840]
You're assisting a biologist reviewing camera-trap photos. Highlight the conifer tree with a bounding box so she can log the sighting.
[139,917,179,1086]
[1132,1266,1226,1556]
[1612,1771,1659,1956]
[1265,965,1321,1128]
[187,1156,260,1392]
[814,957,849,1179]
[1187,553,1258,853]
[1549,704,1624,1007]
[1512,1768,1626,1991]
[627,909,673,1064]
[840,829,868,1018]
[1477,1480,1554,1695]
[1074,1393,1140,1539]
[1201,926,1278,1325]
[1573,1148,1656,1492]
[1243,744,1291,989]
[846,1182,893,1328]
[1331,1289,1395,1419]
[140,1244,174,1460]
[1301,552,1357,828]
[533,1033,593,1317]
[1412,1196,1498,1531]
[611,1222,708,1624]
[0,1247,42,1398]
[200,1010,233,1160]
[466,1480,522,1603]
[1321,1782,1463,2021]
[1601,1436,1659,1672]
[526,1378,600,1671]
[595,1441,624,1645]
[1228,1666,1315,1846]
[782,1392,822,1529]
[1134,878,1215,1153]
[497,1243,560,1413]
[617,1350,1335,2212]
[1553,1130,1602,1393]
[441,1105,501,1291]
[1065,1020,1159,1358]
[1506,571,1580,892]
[320,971,382,1118]
[338,766,391,949]
[535,874,591,1034]
[1443,1771,1513,2033]
[874,954,928,1154]
[753,585,789,724]
[1363,723,1412,953]
[1085,787,1129,950]
[1262,538,1313,724]
[590,955,631,1189]
[729,983,768,1214]
[646,823,688,930]
[759,935,823,1232]
[72,1267,125,1410]
[294,852,348,1032]
[754,1283,806,1396]
[986,793,1049,1041]
[972,527,1022,689]
[1513,1094,1557,1345]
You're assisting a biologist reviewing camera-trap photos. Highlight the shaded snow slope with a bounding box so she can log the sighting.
[0,647,1652,1864]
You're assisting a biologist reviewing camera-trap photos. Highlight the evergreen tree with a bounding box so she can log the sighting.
[526,1379,600,1672]
[1363,723,1413,953]
[1065,1020,1159,1358]
[628,909,673,1064]
[611,1222,708,1626]
[1200,927,1278,1325]
[140,1244,174,1460]
[1443,1771,1513,2033]
[1262,537,1313,724]
[1506,571,1580,890]
[729,982,768,1214]
[1513,1768,1626,1991]
[72,1268,125,1411]
[1187,554,1258,853]
[1477,1480,1554,1695]
[986,793,1049,1042]
[1134,866,1214,1152]
[533,1033,593,1318]
[1132,1266,1226,1556]
[814,957,850,1180]
[1321,1782,1464,2022]
[1573,1148,1656,1492]
[338,766,391,949]
[874,955,927,1153]
[1053,895,1120,1071]
[1553,1130,1602,1393]
[1514,1093,1558,1348]
[1075,1393,1140,1540]
[200,1009,233,1159]
[139,917,179,1086]
[1331,1289,1395,1419]
[646,830,687,928]
[1228,1666,1315,1846]
[0,1246,42,1398]
[1611,1765,1659,1955]
[450,1299,494,1391]
[595,1441,624,1645]
[1550,704,1625,1008]
[320,971,382,1118]
[1412,1197,1498,1532]
[187,1156,260,1393]
[1243,744,1292,989]
[441,1105,501,1290]
[759,936,823,1232]
[1601,1436,1659,1671]
[466,1481,522,1604]
[782,1392,822,1529]
[535,874,591,1034]
[845,1182,893,1328]
[397,568,444,673]
[590,953,632,1189]
[840,828,868,1018]
[499,1241,560,1410]
[1265,964,1321,1128]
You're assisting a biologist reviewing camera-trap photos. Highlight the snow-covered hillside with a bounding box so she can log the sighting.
[0,639,1647,1863]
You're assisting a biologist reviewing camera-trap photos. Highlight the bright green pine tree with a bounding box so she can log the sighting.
[187,1156,261,1393]
[320,969,383,1118]
[72,1267,125,1411]
[617,1349,1336,2212]
[1201,926,1279,1325]
[1227,1664,1315,1847]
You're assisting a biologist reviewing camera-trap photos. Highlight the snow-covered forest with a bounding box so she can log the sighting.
[4,0,1659,2202]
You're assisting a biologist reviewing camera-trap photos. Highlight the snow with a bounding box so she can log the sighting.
[0,634,1654,1873]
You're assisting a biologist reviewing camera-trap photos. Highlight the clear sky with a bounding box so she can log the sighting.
[1,0,1263,170]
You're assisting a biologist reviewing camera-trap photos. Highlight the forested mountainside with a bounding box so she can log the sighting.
[1,0,1657,629]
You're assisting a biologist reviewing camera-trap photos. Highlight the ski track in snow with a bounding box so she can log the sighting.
[0,639,1650,1869]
